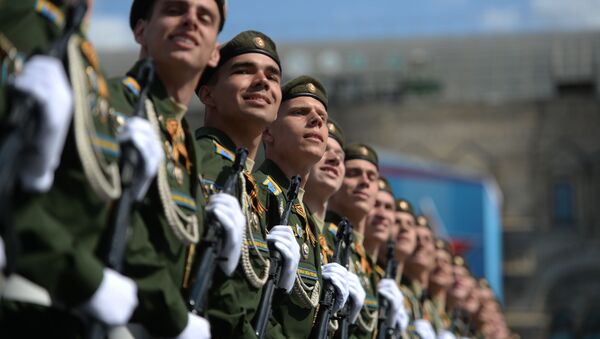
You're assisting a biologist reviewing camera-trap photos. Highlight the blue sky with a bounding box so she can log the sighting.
[89,0,600,50]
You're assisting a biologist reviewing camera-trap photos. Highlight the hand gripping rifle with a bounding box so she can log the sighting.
[311,218,353,339]
[87,58,155,339]
[377,238,398,339]
[253,175,301,339]
[0,1,87,276]
[187,147,249,315]
[333,222,355,339]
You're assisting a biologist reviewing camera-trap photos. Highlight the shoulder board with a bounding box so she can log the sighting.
[261,176,282,196]
[375,265,385,277]
[34,0,65,28]
[212,140,234,161]
[122,76,141,97]
[328,223,338,235]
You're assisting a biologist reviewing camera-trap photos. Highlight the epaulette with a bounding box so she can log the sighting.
[328,223,338,235]
[375,265,385,278]
[34,0,65,28]
[261,176,282,196]
[122,76,141,97]
[212,140,234,161]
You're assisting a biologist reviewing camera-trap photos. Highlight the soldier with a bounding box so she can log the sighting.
[254,75,349,338]
[0,1,162,337]
[402,215,438,339]
[447,256,475,337]
[327,144,386,338]
[194,30,297,338]
[106,0,244,337]
[381,198,419,336]
[428,239,456,338]
[304,119,366,331]
[364,176,411,337]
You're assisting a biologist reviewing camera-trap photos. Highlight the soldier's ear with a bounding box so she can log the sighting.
[207,42,221,68]
[133,20,147,45]
[198,85,215,107]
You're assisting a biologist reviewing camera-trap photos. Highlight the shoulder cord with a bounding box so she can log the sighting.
[145,100,198,244]
[70,35,120,201]
[239,172,270,288]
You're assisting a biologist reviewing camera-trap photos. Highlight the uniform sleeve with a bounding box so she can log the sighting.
[13,177,105,306]
[124,209,189,337]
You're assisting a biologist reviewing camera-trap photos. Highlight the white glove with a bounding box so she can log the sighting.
[82,268,138,326]
[346,272,365,323]
[206,193,245,276]
[377,278,406,329]
[0,236,5,271]
[266,225,300,293]
[438,330,457,339]
[175,312,211,339]
[117,116,163,201]
[13,55,73,192]
[395,303,410,332]
[321,263,349,313]
[414,319,436,339]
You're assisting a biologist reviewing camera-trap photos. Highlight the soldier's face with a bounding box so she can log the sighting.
[464,284,481,315]
[331,159,379,216]
[407,226,436,272]
[430,248,454,290]
[264,96,328,167]
[203,53,281,126]
[449,265,470,302]
[365,191,395,244]
[306,138,345,198]
[394,211,417,259]
[134,0,220,73]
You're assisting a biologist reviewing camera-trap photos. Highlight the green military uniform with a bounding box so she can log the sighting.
[325,211,381,339]
[192,29,280,338]
[254,159,323,339]
[194,127,271,338]
[0,1,124,337]
[107,61,206,336]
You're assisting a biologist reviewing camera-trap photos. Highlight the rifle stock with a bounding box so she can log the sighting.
[253,175,301,339]
[311,218,353,339]
[187,147,249,315]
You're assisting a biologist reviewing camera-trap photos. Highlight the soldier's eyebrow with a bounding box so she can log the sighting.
[230,61,256,71]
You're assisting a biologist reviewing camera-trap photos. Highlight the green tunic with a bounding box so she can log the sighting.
[254,159,323,339]
[325,211,381,339]
[0,1,122,336]
[194,127,270,338]
[107,61,206,336]
[400,277,439,339]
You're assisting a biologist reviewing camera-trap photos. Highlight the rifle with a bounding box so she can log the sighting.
[377,238,398,339]
[333,222,355,339]
[311,218,353,339]
[253,175,301,339]
[187,147,249,315]
[0,0,87,276]
[87,58,155,339]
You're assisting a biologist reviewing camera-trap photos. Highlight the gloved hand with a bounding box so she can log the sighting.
[346,272,366,323]
[395,302,410,332]
[266,225,300,293]
[414,319,436,339]
[321,263,349,313]
[206,193,245,276]
[117,116,163,201]
[175,312,210,339]
[82,268,138,326]
[438,330,457,339]
[13,55,73,192]
[377,278,406,329]
[0,236,5,271]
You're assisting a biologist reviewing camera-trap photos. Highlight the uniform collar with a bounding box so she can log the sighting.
[195,127,256,171]
[324,210,344,225]
[126,60,187,122]
[257,159,291,193]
